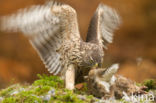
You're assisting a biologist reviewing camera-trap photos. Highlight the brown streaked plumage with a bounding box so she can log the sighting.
[0,1,121,90]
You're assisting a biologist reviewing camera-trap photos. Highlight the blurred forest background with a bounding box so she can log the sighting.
[0,0,156,88]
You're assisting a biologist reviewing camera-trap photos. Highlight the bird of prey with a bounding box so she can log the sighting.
[0,1,120,90]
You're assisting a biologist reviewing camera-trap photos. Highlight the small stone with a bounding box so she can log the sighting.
[40,96,44,99]
[0,97,3,102]
[122,92,131,102]
[97,99,106,103]
[42,94,51,101]
[19,88,25,91]
[34,100,38,103]
[77,95,86,100]
[11,91,19,95]
[48,89,55,96]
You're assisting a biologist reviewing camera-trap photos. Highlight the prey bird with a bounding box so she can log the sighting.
[0,1,121,90]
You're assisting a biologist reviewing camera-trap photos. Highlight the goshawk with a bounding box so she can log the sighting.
[0,1,121,90]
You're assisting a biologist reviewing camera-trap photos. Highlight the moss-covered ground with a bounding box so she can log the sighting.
[0,74,96,103]
[0,74,155,103]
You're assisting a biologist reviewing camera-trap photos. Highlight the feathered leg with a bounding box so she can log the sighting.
[65,64,75,90]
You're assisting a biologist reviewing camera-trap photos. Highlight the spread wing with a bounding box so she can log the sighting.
[86,4,121,49]
[0,1,80,75]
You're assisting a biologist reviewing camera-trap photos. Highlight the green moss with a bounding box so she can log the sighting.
[87,95,93,99]
[136,83,142,87]
[0,74,95,103]
[50,91,86,103]
[16,93,42,103]
[0,84,20,97]
[0,87,14,97]
[33,74,64,88]
[2,97,16,103]
[3,90,43,103]
[118,99,130,103]
[143,79,156,91]
[2,91,43,103]
[34,86,51,96]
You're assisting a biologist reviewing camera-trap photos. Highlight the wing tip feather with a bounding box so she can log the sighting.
[97,3,121,47]
[97,3,121,28]
[45,0,64,7]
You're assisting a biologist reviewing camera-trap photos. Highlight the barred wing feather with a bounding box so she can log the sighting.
[0,2,77,75]
[86,4,121,49]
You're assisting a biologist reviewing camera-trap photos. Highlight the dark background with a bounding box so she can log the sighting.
[0,0,156,88]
